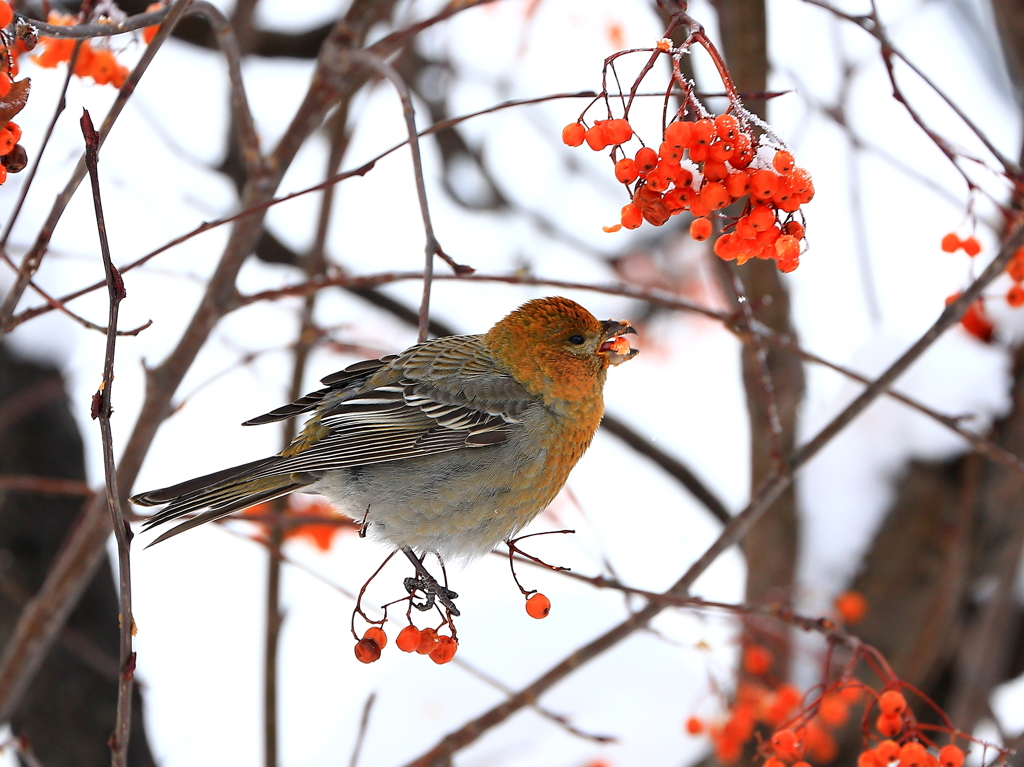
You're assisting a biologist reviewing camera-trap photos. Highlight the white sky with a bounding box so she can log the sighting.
[2,0,1024,763]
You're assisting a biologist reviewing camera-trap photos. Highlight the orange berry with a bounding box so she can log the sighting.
[750,169,781,200]
[835,590,868,624]
[144,24,160,44]
[73,42,95,77]
[635,146,658,174]
[771,178,795,205]
[774,234,799,262]
[876,740,901,763]
[690,218,713,242]
[757,224,781,246]
[777,258,799,273]
[621,203,643,230]
[875,713,903,737]
[663,187,689,214]
[0,164,7,185]
[715,734,742,764]
[940,232,961,252]
[748,204,776,231]
[646,168,670,193]
[396,625,421,653]
[664,120,692,149]
[353,637,381,663]
[689,144,710,164]
[764,757,786,767]
[584,124,610,151]
[784,220,805,239]
[685,715,704,735]
[817,692,849,726]
[701,181,730,211]
[793,763,812,767]
[0,1,12,28]
[562,123,585,147]
[961,236,981,256]
[731,134,754,168]
[735,216,758,241]
[714,113,740,141]
[416,627,440,655]
[90,49,117,85]
[1007,252,1024,282]
[1008,285,1024,307]
[839,682,865,703]
[961,300,994,342]
[691,118,715,146]
[714,233,738,260]
[742,643,772,675]
[526,592,551,619]
[773,150,795,174]
[899,743,928,767]
[605,118,632,145]
[614,158,639,184]
[429,635,458,664]
[659,141,683,163]
[703,159,728,182]
[938,745,965,767]
[771,729,798,755]
[363,626,387,649]
[859,751,884,767]
[0,128,15,157]
[688,193,711,219]
[724,171,750,198]
[111,65,129,89]
[0,73,10,98]
[709,139,735,163]
[878,689,907,717]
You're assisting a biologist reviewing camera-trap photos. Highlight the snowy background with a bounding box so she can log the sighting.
[2,0,1023,764]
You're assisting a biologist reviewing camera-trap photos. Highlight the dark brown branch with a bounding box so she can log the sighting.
[80,109,134,767]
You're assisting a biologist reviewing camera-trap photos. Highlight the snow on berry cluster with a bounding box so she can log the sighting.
[563,111,813,273]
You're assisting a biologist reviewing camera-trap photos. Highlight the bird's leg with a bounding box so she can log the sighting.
[358,505,371,538]
[401,547,460,616]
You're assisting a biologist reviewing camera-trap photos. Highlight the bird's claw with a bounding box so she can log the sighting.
[403,576,460,616]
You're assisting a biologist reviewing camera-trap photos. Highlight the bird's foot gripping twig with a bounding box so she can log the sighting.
[401,547,460,616]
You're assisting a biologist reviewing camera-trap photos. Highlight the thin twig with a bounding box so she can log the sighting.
[347,693,376,767]
[0,475,92,496]
[80,109,134,767]
[17,7,170,39]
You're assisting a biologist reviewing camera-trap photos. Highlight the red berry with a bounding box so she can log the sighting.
[664,120,692,149]
[940,232,961,252]
[429,635,458,664]
[875,713,902,737]
[785,220,805,240]
[614,158,638,184]
[526,592,551,619]
[416,627,440,654]
[731,134,754,168]
[938,745,965,767]
[354,637,381,664]
[363,626,387,649]
[700,181,730,211]
[561,123,585,147]
[0,2,12,29]
[961,236,981,256]
[690,218,712,242]
[748,204,776,231]
[703,159,728,182]
[878,689,907,717]
[584,125,610,151]
[742,644,772,675]
[605,118,633,145]
[396,625,421,653]
[773,150,795,174]
[621,204,643,230]
[750,169,781,200]
[714,113,740,141]
[724,171,750,198]
[1008,285,1024,307]
[635,146,658,174]
[685,716,704,734]
[691,118,715,146]
[775,234,800,261]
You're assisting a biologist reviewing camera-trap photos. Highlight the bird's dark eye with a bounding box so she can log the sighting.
[568,334,585,345]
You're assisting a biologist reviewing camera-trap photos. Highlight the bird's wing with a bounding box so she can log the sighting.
[245,335,540,477]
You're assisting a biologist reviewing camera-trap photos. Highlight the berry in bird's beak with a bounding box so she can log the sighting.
[597,320,639,365]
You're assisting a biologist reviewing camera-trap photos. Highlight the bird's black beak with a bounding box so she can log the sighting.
[597,320,639,365]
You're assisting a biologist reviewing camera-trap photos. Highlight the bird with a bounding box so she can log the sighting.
[131,296,638,566]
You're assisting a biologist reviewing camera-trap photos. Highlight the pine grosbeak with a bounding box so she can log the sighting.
[132,297,637,560]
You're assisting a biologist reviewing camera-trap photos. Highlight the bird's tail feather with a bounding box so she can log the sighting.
[132,460,319,547]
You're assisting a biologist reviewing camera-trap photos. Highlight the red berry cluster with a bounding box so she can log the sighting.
[32,12,130,87]
[940,234,1024,341]
[563,113,813,273]
[688,654,988,767]
[353,624,458,665]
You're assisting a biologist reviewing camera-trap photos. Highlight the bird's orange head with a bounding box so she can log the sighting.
[485,297,637,405]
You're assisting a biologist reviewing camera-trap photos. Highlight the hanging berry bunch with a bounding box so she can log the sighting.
[0,0,31,186]
[32,11,131,87]
[562,14,814,273]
